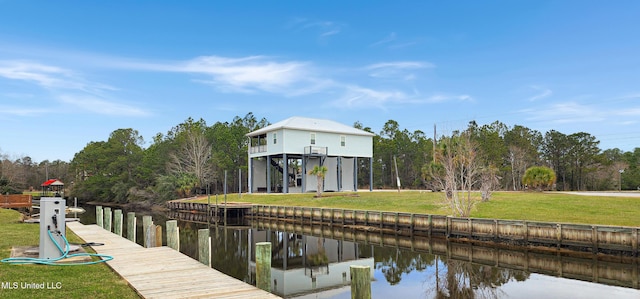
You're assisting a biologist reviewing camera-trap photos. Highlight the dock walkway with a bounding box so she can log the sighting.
[67,222,280,299]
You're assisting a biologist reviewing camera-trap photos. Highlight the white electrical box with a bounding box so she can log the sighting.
[39,198,66,259]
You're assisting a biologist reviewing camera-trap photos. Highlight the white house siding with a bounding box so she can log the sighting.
[304,157,320,191]
[256,130,283,157]
[282,129,372,158]
[324,157,338,191]
[252,158,267,192]
[341,157,355,191]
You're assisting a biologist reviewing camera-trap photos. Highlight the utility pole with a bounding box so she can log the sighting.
[619,169,624,192]
[433,124,437,163]
[394,155,401,193]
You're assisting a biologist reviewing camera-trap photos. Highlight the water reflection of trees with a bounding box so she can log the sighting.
[432,258,529,299]
[210,227,250,283]
[371,245,529,298]
[177,223,251,283]
[372,246,435,285]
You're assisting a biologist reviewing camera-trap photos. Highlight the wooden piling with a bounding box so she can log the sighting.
[143,216,153,248]
[410,213,415,233]
[633,228,638,257]
[104,207,112,232]
[113,209,123,236]
[592,226,598,254]
[155,225,162,247]
[127,212,136,242]
[198,229,211,267]
[145,224,155,248]
[350,265,371,299]
[167,220,179,251]
[96,205,103,228]
[256,242,272,292]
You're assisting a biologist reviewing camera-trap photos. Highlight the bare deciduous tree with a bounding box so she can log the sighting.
[430,132,481,217]
[480,165,500,202]
[508,145,528,191]
[167,128,213,191]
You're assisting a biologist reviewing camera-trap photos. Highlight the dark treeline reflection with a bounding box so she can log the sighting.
[371,245,528,298]
[373,246,435,285]
[432,259,528,299]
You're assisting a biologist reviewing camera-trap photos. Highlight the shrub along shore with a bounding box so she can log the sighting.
[192,191,640,227]
[0,208,140,299]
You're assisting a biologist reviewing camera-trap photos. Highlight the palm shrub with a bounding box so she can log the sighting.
[522,166,556,191]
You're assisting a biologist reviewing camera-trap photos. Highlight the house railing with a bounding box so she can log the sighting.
[304,146,328,155]
[250,145,267,154]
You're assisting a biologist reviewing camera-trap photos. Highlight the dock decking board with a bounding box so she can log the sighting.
[67,222,280,299]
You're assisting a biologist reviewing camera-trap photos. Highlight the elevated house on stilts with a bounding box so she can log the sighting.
[246,117,374,194]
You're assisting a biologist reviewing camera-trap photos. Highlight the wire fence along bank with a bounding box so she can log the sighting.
[248,205,640,256]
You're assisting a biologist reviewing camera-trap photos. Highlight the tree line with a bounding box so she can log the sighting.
[1,113,638,203]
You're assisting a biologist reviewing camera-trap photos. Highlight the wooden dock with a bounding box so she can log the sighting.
[66,222,280,299]
[166,201,253,220]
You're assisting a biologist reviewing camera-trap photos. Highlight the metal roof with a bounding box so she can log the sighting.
[41,179,64,186]
[246,116,375,137]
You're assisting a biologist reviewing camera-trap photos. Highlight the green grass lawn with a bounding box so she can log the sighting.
[193,191,640,227]
[0,208,140,299]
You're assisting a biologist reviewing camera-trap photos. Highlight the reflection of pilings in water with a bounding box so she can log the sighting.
[166,210,249,227]
[166,201,252,219]
[249,205,640,256]
[252,219,640,290]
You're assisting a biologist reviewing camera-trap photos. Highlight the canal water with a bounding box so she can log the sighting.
[78,205,640,298]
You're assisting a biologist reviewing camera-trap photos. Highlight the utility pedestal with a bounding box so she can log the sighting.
[39,197,66,259]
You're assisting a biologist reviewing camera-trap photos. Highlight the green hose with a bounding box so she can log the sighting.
[0,230,113,266]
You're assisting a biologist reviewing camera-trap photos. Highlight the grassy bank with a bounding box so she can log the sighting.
[192,191,640,227]
[0,208,139,299]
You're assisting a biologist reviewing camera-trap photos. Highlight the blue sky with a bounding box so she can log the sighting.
[1,1,639,162]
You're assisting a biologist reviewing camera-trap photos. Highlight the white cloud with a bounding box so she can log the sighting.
[0,60,116,94]
[522,102,604,124]
[334,85,472,109]
[58,94,149,116]
[338,85,407,109]
[288,18,342,39]
[388,41,418,50]
[527,85,552,102]
[370,32,418,49]
[181,56,309,93]
[111,55,314,95]
[364,61,434,81]
[0,60,72,89]
[618,120,638,125]
[419,93,472,104]
[370,32,397,47]
[0,60,147,117]
[366,61,434,70]
[3,92,35,99]
[320,29,340,37]
[617,108,640,116]
[1,50,467,114]
[0,106,49,116]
